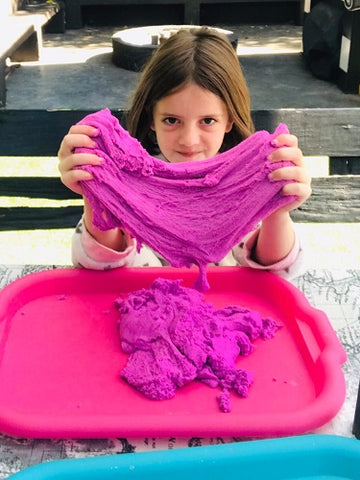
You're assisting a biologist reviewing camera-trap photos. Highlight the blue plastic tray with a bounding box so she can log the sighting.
[8,435,360,479]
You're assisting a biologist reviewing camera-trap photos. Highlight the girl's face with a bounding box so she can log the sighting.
[151,83,233,163]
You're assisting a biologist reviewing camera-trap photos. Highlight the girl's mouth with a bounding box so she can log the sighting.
[178,151,201,158]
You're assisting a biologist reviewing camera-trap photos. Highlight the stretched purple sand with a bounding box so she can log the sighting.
[116,278,281,412]
[77,109,295,290]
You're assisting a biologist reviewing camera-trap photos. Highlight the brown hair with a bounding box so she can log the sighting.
[126,27,254,154]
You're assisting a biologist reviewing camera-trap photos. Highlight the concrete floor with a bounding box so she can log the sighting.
[5,24,360,111]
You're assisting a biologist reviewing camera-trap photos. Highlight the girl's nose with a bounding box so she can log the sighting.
[179,124,199,146]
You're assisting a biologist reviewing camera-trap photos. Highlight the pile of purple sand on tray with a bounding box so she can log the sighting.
[115,278,281,412]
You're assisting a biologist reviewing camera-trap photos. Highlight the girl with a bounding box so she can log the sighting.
[58,27,311,276]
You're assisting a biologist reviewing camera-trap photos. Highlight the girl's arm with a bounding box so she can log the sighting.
[254,132,311,266]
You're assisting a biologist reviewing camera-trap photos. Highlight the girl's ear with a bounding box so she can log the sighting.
[225,119,234,133]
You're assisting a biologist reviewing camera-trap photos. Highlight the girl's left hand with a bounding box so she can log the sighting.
[267,133,312,212]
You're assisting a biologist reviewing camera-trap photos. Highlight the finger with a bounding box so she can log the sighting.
[61,170,94,195]
[58,153,103,175]
[272,133,298,148]
[68,124,99,137]
[63,169,93,184]
[59,133,97,155]
[282,182,312,201]
[269,166,311,185]
[268,147,304,167]
[67,152,103,167]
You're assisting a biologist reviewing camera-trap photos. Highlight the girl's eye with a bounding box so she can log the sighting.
[202,118,216,125]
[163,117,179,125]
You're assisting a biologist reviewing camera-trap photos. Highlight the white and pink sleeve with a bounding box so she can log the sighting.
[233,226,304,279]
[71,217,137,270]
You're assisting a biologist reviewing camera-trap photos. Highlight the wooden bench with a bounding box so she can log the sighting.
[0,109,358,231]
[0,175,81,231]
[1,172,358,231]
[0,1,64,108]
[63,0,302,29]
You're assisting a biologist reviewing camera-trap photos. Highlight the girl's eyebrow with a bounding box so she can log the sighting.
[159,112,179,116]
[158,111,223,118]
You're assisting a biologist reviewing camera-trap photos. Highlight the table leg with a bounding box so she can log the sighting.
[353,380,360,439]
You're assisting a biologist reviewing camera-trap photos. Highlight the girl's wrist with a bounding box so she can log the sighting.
[255,211,294,266]
[83,200,126,252]
[262,209,291,229]
[83,217,127,252]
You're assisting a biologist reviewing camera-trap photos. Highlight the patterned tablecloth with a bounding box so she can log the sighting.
[0,265,359,478]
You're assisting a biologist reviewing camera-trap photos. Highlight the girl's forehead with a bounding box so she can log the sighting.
[154,83,227,115]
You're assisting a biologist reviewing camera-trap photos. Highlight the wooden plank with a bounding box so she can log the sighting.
[291,176,360,223]
[64,0,195,28]
[63,0,301,28]
[330,157,360,175]
[0,206,82,230]
[0,108,359,157]
[253,109,360,158]
[0,110,125,156]
[0,177,80,200]
[0,176,358,230]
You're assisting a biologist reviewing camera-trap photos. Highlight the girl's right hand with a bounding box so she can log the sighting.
[58,124,127,251]
[58,124,103,195]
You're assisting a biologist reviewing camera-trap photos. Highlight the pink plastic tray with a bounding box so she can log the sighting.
[0,267,346,438]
